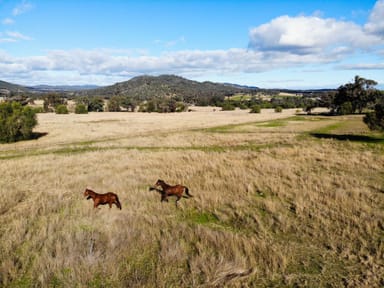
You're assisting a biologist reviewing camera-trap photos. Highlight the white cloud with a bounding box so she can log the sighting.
[2,18,15,25]
[0,47,353,84]
[337,63,384,70]
[5,31,32,41]
[0,37,17,43]
[154,36,186,48]
[364,0,384,36]
[12,0,33,16]
[248,15,381,56]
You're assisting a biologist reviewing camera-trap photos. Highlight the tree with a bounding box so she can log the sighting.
[303,98,316,115]
[333,76,378,114]
[0,102,37,143]
[88,97,104,112]
[120,96,137,112]
[107,96,121,112]
[364,96,384,131]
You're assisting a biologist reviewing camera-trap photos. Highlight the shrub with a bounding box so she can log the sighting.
[75,104,88,114]
[238,103,248,110]
[176,102,188,112]
[55,105,69,114]
[250,105,261,113]
[364,103,384,131]
[0,102,37,143]
[221,102,236,111]
[275,106,283,113]
[32,107,45,113]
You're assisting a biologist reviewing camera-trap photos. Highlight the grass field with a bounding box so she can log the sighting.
[0,108,383,287]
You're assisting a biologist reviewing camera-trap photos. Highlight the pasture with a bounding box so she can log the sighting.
[0,108,383,287]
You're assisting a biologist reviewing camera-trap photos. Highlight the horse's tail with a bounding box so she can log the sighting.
[184,186,193,198]
[115,196,122,210]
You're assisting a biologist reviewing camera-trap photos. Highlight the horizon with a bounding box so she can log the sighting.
[0,0,383,89]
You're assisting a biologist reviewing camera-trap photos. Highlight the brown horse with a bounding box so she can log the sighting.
[84,188,122,210]
[153,179,193,205]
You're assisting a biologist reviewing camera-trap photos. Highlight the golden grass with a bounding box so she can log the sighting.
[0,108,383,287]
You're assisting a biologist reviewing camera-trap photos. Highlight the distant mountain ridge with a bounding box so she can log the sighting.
[28,84,100,92]
[0,80,99,93]
[0,80,29,93]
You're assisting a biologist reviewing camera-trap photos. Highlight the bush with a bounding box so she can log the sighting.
[0,102,37,143]
[176,102,188,112]
[32,107,44,113]
[275,106,283,113]
[221,102,236,111]
[238,103,248,110]
[250,105,261,113]
[75,104,88,114]
[364,103,384,131]
[55,105,69,114]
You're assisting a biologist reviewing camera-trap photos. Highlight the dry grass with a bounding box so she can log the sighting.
[0,108,383,287]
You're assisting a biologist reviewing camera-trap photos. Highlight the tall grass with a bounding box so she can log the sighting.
[0,111,383,287]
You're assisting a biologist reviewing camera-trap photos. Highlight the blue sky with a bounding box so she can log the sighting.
[0,0,383,88]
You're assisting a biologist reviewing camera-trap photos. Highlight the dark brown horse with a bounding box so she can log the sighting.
[153,179,193,205]
[84,188,122,210]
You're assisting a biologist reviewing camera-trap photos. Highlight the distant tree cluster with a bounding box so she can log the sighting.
[221,95,315,112]
[138,98,187,113]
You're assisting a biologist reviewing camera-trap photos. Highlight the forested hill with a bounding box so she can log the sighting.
[82,75,255,104]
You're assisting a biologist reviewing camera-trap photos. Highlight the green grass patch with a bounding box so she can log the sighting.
[226,93,252,101]
[181,209,220,226]
[308,117,384,145]
[255,119,287,127]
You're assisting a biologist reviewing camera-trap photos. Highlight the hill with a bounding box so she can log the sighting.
[0,80,29,94]
[83,74,254,104]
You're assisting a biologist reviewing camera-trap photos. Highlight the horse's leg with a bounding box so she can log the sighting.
[184,187,193,198]
[115,200,122,210]
[175,196,181,207]
[161,194,168,202]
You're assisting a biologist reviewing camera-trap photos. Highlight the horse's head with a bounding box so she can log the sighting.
[155,179,164,186]
[84,188,92,197]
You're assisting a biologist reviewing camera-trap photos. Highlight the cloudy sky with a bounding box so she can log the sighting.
[0,0,383,88]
